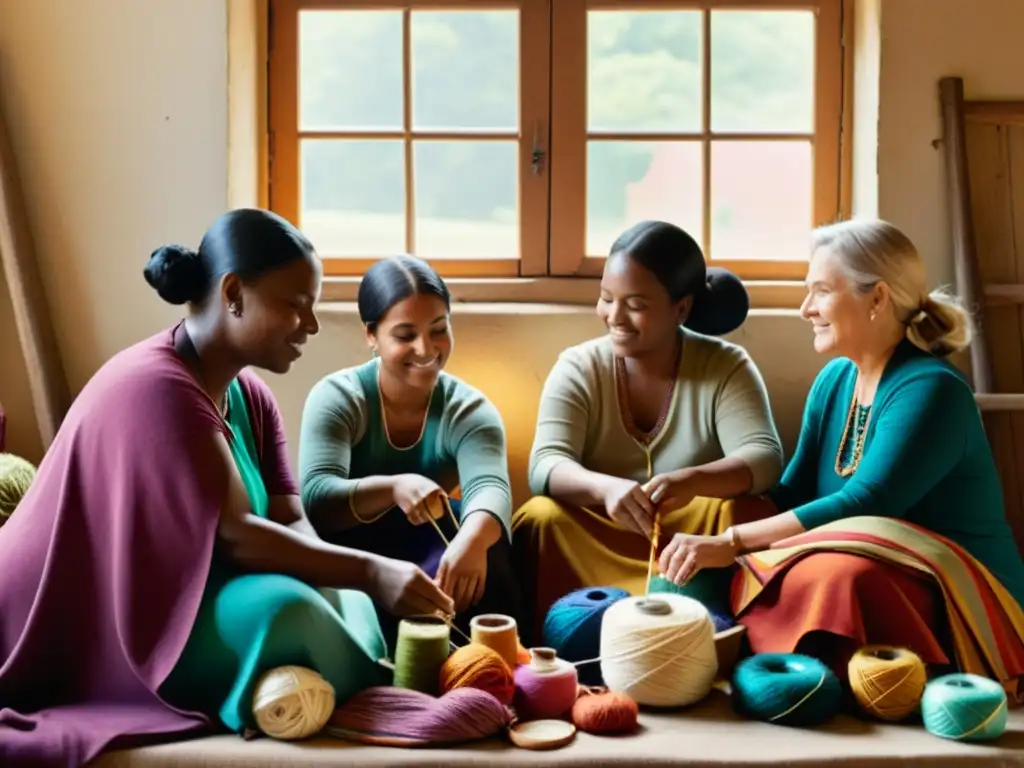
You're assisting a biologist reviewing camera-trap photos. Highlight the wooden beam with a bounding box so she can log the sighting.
[977,394,1024,412]
[939,76,996,393]
[0,87,69,448]
[984,283,1024,307]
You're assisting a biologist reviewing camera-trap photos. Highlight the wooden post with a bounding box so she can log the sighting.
[0,88,69,448]
[939,76,995,393]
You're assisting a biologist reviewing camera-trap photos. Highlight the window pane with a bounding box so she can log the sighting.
[300,140,405,256]
[588,11,702,133]
[587,141,703,257]
[412,11,518,131]
[710,11,815,133]
[413,141,518,259]
[710,141,812,260]
[299,11,402,130]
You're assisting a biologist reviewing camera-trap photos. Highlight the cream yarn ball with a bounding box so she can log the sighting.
[252,665,336,740]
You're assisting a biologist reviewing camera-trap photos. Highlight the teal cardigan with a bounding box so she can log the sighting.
[770,339,1024,608]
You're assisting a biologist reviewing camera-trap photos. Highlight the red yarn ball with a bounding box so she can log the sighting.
[571,691,639,734]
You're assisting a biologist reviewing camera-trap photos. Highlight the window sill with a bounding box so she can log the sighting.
[319,276,806,310]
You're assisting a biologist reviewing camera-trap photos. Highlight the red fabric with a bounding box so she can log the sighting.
[0,324,291,767]
[732,551,950,679]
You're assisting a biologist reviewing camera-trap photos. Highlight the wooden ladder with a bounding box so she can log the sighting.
[939,76,1024,547]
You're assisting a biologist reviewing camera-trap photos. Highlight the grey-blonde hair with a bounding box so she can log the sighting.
[810,219,973,357]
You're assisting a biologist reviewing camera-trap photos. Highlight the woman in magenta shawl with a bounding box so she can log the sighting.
[0,209,454,767]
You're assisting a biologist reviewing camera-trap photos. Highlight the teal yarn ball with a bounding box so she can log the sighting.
[647,573,735,633]
[732,653,843,727]
[921,673,1008,742]
[542,586,630,686]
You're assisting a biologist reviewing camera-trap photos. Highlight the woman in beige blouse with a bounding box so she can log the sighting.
[512,220,783,641]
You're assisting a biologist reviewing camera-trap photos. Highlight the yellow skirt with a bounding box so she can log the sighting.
[510,495,765,643]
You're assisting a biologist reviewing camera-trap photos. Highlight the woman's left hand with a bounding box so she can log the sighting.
[437,528,489,613]
[658,531,738,585]
[643,469,698,514]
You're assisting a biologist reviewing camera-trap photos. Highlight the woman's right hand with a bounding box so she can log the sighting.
[602,476,655,538]
[390,474,447,526]
[366,555,455,617]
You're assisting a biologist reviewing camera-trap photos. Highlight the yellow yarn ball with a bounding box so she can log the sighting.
[252,665,336,740]
[0,453,36,525]
[848,645,927,721]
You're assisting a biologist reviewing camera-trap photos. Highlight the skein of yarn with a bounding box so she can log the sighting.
[543,586,630,685]
[732,653,842,727]
[393,617,452,694]
[600,595,717,707]
[512,647,580,721]
[848,645,927,721]
[440,642,515,705]
[921,673,1008,742]
[326,686,512,747]
[470,614,521,670]
[572,689,639,735]
[251,665,336,740]
[0,453,36,524]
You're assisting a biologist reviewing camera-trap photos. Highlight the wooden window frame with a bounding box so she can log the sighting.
[267,0,849,303]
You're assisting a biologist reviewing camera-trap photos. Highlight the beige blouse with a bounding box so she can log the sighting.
[528,329,784,496]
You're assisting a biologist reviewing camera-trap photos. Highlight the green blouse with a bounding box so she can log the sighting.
[770,340,1024,607]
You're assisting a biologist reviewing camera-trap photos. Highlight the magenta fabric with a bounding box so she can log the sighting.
[0,324,296,767]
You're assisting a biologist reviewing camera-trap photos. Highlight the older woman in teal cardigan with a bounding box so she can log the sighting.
[655,218,1024,692]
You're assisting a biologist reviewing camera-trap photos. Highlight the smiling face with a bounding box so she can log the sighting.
[801,245,881,358]
[367,292,453,392]
[596,252,690,357]
[222,254,322,374]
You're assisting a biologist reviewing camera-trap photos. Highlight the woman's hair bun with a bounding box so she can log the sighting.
[684,267,750,336]
[906,289,973,357]
[143,244,207,305]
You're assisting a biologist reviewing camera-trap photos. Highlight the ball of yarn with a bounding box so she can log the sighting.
[732,653,842,727]
[848,645,927,721]
[512,647,579,721]
[543,586,630,685]
[572,690,639,734]
[921,673,1008,742]
[327,685,512,746]
[0,453,36,524]
[251,665,335,740]
[600,594,717,708]
[440,643,515,705]
[648,571,734,621]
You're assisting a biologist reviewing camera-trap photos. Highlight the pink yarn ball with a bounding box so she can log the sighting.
[512,651,580,721]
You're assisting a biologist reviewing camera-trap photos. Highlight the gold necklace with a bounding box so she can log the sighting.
[834,376,873,477]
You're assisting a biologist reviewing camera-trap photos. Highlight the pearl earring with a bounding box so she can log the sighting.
[229,302,241,317]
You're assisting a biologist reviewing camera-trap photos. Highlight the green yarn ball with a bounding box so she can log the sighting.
[732,653,843,727]
[648,569,735,629]
[922,673,1008,742]
[0,453,37,524]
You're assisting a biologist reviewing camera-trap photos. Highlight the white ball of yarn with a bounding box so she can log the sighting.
[599,593,718,707]
[252,665,336,740]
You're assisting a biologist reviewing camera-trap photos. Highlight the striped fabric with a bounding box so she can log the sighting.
[733,516,1024,705]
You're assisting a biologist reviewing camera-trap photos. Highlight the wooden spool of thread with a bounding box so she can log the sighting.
[848,645,927,722]
[470,613,520,671]
[439,642,515,705]
[512,647,580,721]
[393,616,452,695]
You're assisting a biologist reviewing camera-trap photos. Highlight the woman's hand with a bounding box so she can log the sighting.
[642,469,698,514]
[436,513,500,613]
[390,474,447,526]
[365,555,455,617]
[658,531,738,585]
[602,477,655,537]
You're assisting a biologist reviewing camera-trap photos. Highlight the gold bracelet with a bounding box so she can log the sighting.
[348,479,389,525]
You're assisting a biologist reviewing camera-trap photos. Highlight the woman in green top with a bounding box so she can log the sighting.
[299,255,519,647]
[659,218,1024,678]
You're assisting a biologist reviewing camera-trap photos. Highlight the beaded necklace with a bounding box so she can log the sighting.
[834,376,873,477]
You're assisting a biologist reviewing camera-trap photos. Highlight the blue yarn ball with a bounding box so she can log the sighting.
[542,586,630,686]
[732,653,843,727]
[921,673,1008,742]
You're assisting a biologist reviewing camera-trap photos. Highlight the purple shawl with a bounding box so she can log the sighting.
[0,325,297,766]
